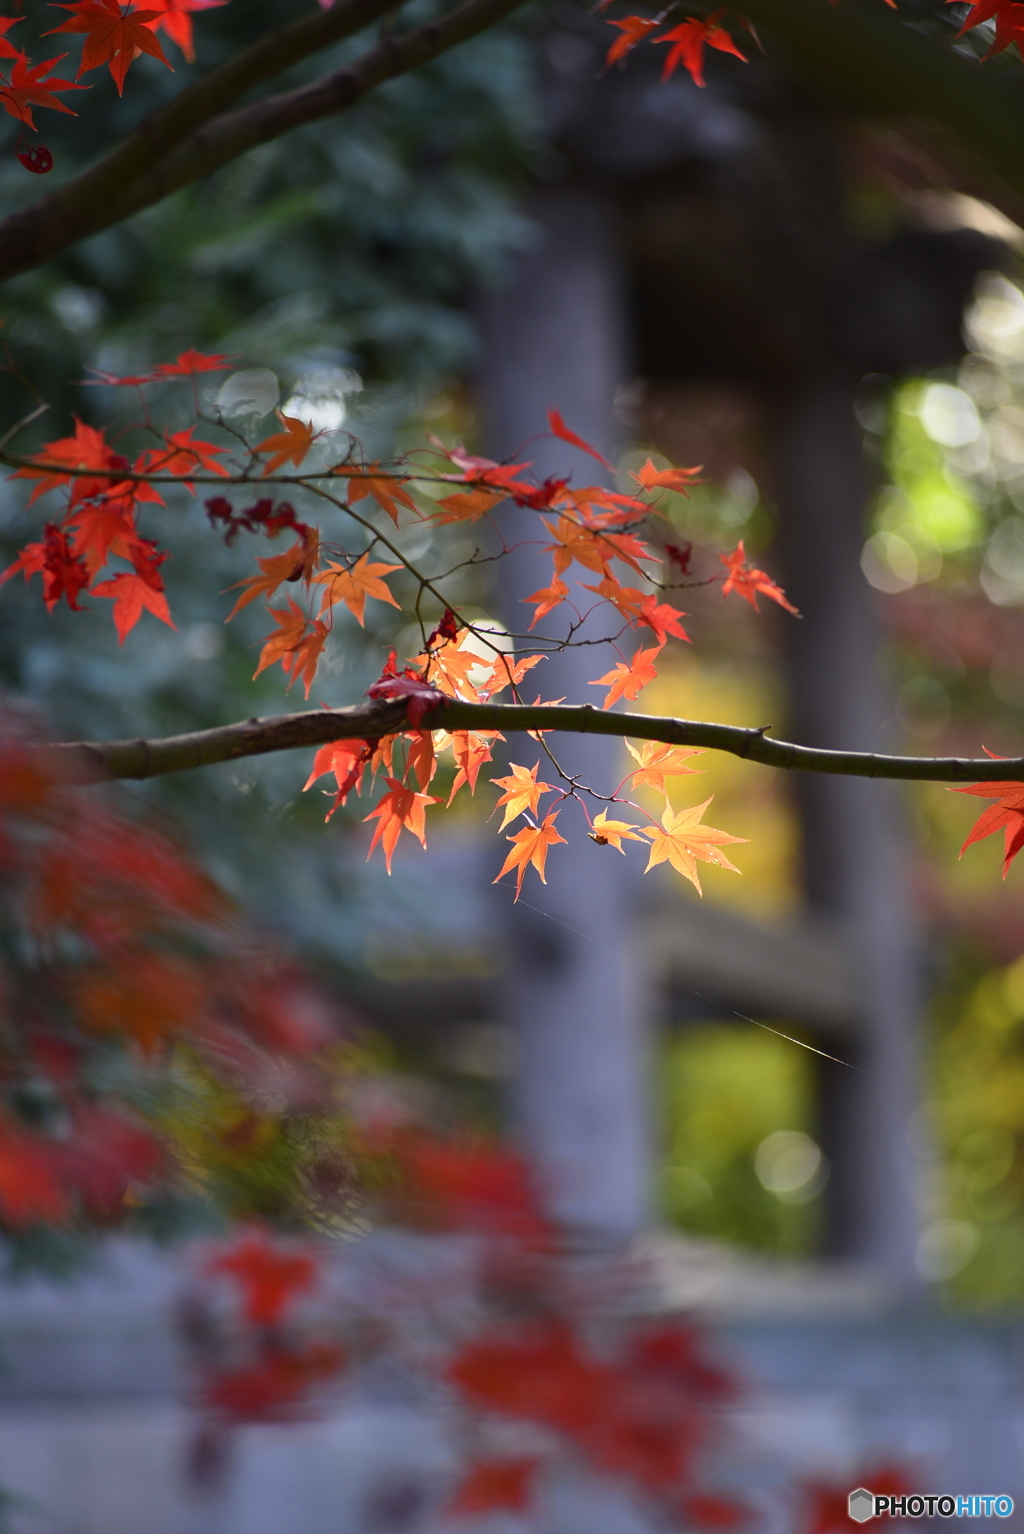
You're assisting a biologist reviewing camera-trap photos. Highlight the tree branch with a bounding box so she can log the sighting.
[0,0,528,280]
[0,0,406,283]
[39,699,1024,785]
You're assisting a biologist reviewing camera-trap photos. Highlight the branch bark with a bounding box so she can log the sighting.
[40,699,1024,785]
[0,0,527,281]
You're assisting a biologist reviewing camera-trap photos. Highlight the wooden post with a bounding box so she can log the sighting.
[772,375,922,1282]
[476,186,653,1240]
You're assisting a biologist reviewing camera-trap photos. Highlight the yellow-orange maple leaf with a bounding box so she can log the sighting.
[224,537,318,620]
[484,652,546,698]
[588,810,645,851]
[641,797,746,894]
[344,467,418,526]
[364,777,440,872]
[494,812,566,899]
[626,739,704,794]
[590,644,661,709]
[253,598,328,697]
[314,553,401,626]
[491,762,555,829]
[256,414,316,476]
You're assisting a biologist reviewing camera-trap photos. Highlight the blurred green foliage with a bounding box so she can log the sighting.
[658,1024,823,1257]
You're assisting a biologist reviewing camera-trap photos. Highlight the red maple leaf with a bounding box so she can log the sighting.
[952,0,1024,56]
[365,672,446,728]
[129,0,225,62]
[0,52,82,129]
[134,427,228,490]
[951,761,1024,877]
[152,347,233,377]
[48,0,171,93]
[720,541,799,614]
[657,12,746,86]
[209,1231,318,1325]
[0,522,90,611]
[448,1459,540,1516]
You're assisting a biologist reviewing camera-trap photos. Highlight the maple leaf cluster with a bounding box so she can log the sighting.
[1,351,810,899]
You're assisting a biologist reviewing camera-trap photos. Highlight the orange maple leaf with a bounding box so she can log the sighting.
[605,14,662,64]
[364,777,440,872]
[483,651,546,699]
[303,737,372,817]
[630,456,705,495]
[494,811,566,899]
[641,797,745,894]
[253,598,329,697]
[582,575,645,622]
[446,730,501,805]
[430,486,503,525]
[590,644,662,709]
[48,0,171,93]
[625,739,704,793]
[256,413,316,476]
[638,593,690,645]
[448,1459,540,1516]
[720,541,799,615]
[313,553,401,626]
[343,466,418,526]
[225,537,318,620]
[91,569,175,642]
[950,776,1024,877]
[656,12,746,87]
[491,761,555,829]
[589,810,645,851]
[0,52,82,128]
[524,577,569,628]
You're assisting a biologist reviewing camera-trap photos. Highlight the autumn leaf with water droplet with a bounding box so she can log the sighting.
[588,810,644,851]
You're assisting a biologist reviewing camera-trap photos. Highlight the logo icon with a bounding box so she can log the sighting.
[849,1489,875,1523]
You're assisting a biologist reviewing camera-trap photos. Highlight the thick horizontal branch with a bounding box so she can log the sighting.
[0,0,403,282]
[41,699,1024,785]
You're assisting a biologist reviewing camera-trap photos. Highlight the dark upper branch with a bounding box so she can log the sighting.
[40,700,1024,785]
[100,0,529,228]
[0,0,404,283]
[0,0,528,279]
